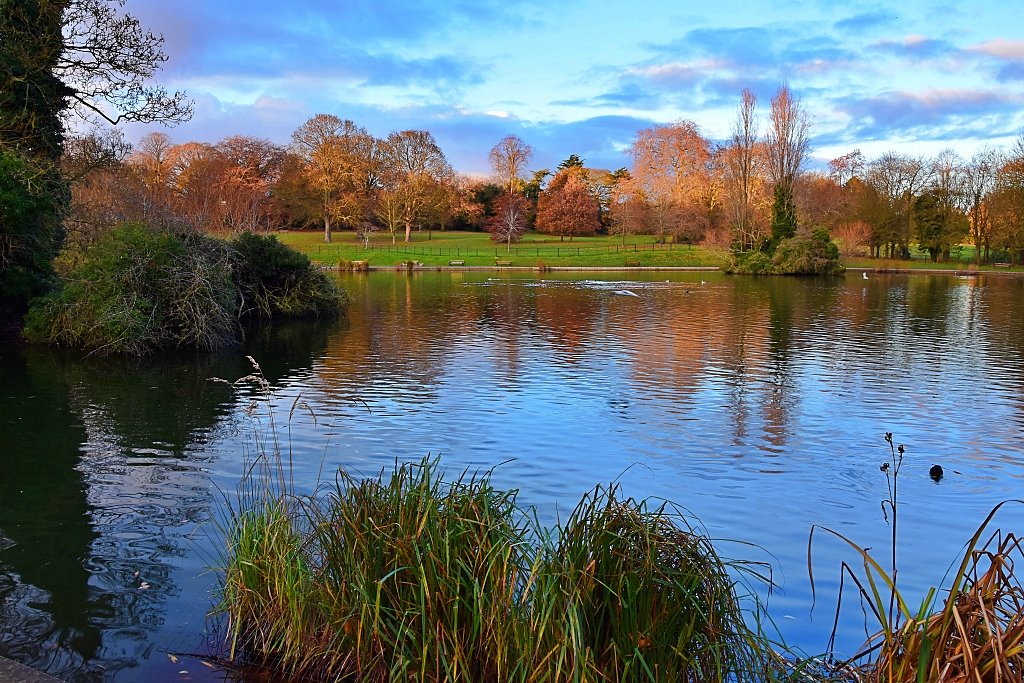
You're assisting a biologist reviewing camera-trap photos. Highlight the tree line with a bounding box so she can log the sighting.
[59,85,1024,268]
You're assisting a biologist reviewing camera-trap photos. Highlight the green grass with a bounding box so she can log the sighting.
[275,229,730,269]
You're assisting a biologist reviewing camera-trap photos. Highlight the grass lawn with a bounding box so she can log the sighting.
[276,229,1024,272]
[276,229,730,268]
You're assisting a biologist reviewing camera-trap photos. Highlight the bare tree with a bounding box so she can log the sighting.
[766,84,811,187]
[488,135,533,194]
[964,147,1002,265]
[130,131,175,220]
[58,0,192,127]
[725,89,763,250]
[487,193,529,251]
[828,149,865,186]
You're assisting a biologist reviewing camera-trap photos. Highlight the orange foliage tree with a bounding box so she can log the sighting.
[535,170,600,241]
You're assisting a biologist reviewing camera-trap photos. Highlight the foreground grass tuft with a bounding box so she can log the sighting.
[218,457,775,682]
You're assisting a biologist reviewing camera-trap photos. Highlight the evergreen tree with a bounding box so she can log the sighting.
[0,0,72,162]
[768,182,797,249]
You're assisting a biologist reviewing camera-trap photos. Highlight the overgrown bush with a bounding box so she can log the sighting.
[771,228,844,276]
[230,232,342,317]
[727,250,775,274]
[24,225,347,354]
[726,228,844,276]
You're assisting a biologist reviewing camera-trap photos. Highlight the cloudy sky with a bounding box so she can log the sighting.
[120,0,1024,176]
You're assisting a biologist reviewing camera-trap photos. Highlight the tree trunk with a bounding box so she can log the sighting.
[404,218,412,243]
[324,215,332,243]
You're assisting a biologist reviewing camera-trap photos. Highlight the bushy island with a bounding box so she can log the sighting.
[726,227,845,276]
[23,225,347,355]
[726,185,845,276]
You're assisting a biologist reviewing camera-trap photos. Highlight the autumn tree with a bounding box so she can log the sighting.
[794,173,847,233]
[381,130,453,242]
[608,175,651,246]
[964,148,1002,265]
[487,193,529,251]
[863,152,930,257]
[629,121,714,243]
[926,149,970,260]
[488,135,533,194]
[214,135,284,232]
[989,149,1024,264]
[291,115,377,242]
[444,174,487,231]
[535,170,600,241]
[167,141,225,231]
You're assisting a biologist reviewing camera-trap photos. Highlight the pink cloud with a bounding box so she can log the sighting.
[969,39,1024,60]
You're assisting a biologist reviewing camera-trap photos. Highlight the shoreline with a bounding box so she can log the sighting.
[337,264,1024,276]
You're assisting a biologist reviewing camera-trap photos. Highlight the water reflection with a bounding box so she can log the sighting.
[0,319,334,681]
[3,272,1024,677]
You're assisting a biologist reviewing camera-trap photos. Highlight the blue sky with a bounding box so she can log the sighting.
[121,0,1024,175]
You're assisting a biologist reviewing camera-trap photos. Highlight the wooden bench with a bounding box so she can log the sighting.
[624,260,641,267]
[495,259,513,266]
[448,259,465,266]
[994,262,1011,268]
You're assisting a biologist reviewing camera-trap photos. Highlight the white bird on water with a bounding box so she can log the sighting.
[862,272,869,280]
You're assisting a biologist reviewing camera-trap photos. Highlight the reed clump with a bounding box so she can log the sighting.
[219,459,774,682]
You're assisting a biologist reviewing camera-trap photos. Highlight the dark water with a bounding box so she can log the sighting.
[2,271,1023,680]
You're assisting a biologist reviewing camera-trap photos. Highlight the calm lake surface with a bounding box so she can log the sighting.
[3,270,1024,681]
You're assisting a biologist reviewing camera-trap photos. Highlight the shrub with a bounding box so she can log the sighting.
[24,224,237,354]
[726,228,844,276]
[230,232,345,318]
[726,250,774,274]
[771,228,844,276]
[24,226,347,355]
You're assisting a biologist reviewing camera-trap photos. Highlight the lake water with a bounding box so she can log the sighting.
[2,270,1023,681]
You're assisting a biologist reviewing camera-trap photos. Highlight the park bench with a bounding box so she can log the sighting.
[994,262,1011,268]
[625,260,641,267]
[495,259,513,266]
[448,259,465,266]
